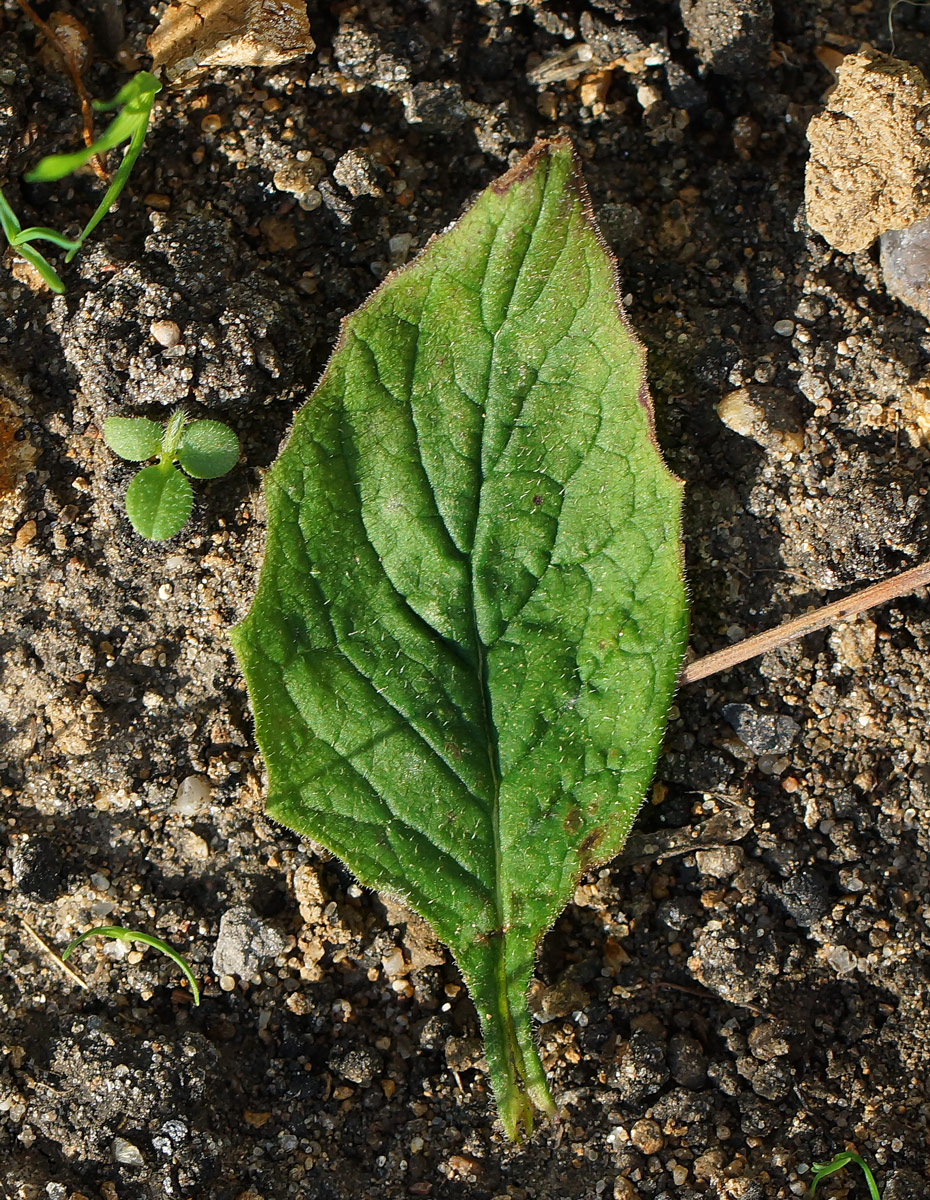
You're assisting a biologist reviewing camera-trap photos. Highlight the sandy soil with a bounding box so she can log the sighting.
[2,1,929,1197]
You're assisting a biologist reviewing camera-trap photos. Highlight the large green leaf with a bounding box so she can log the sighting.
[231,138,688,1138]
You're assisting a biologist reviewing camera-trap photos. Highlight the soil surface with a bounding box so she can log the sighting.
[2,1,930,1198]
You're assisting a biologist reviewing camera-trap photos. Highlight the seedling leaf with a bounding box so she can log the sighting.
[61,924,200,1004]
[104,415,164,461]
[178,419,240,478]
[8,240,66,293]
[0,187,67,293]
[9,227,81,251]
[811,1152,881,1199]
[0,189,22,240]
[231,138,688,1137]
[25,72,161,183]
[125,463,193,540]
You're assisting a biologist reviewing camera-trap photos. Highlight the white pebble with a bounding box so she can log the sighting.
[150,320,181,348]
[174,774,211,815]
[389,233,413,260]
[112,1137,144,1166]
[774,319,795,336]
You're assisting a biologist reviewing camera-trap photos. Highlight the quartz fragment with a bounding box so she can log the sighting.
[881,217,930,320]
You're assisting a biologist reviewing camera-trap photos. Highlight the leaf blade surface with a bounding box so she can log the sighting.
[232,138,688,1136]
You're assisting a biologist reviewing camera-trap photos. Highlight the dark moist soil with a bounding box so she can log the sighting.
[2,1,930,1198]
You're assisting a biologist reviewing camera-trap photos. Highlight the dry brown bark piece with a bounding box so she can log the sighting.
[805,47,930,253]
[148,0,313,79]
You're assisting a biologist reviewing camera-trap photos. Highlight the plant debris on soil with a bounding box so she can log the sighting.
[2,1,930,1199]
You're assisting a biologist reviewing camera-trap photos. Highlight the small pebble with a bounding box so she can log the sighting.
[144,192,172,210]
[668,1033,708,1089]
[630,1117,664,1154]
[824,945,857,974]
[388,233,413,262]
[881,217,930,319]
[722,704,800,756]
[213,905,287,978]
[174,774,211,815]
[111,1137,144,1166]
[150,320,181,348]
[14,520,37,548]
[773,319,795,336]
[717,387,804,455]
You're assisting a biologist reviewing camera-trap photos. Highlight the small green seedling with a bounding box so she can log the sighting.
[811,1151,881,1199]
[104,409,239,541]
[0,191,79,292]
[61,924,200,1004]
[0,71,160,292]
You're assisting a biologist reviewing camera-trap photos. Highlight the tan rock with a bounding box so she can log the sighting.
[630,1117,664,1155]
[805,48,930,252]
[148,0,313,80]
[717,386,805,455]
[0,389,38,533]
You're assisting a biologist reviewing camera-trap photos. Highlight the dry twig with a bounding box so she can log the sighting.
[20,918,90,991]
[14,0,108,180]
[681,560,930,685]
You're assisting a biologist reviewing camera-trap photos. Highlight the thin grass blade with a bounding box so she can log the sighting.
[61,924,200,1004]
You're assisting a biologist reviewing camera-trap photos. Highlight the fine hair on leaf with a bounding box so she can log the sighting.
[104,409,239,540]
[231,137,687,1138]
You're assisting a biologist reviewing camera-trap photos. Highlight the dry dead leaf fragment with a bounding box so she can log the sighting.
[148,0,314,79]
[37,11,92,76]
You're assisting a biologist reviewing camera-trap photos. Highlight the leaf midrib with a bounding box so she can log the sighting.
[472,154,555,957]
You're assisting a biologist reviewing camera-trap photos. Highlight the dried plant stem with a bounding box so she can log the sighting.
[21,918,90,990]
[14,0,108,181]
[680,560,930,686]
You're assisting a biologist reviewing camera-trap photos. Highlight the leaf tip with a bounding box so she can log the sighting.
[491,135,576,196]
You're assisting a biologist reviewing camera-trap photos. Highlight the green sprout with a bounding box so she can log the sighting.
[61,924,200,1005]
[811,1151,881,1199]
[0,191,79,292]
[0,71,160,293]
[104,409,240,541]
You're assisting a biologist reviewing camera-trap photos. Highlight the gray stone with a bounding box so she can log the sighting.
[212,905,287,979]
[11,835,63,900]
[680,0,772,78]
[402,81,468,132]
[667,1034,708,1089]
[722,704,800,756]
[695,846,745,879]
[773,870,831,927]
